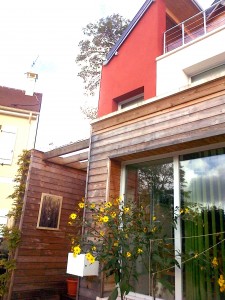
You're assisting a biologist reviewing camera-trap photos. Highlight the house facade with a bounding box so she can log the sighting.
[81,0,225,299]
[0,86,42,228]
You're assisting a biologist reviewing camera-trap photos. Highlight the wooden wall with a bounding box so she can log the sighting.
[82,76,225,299]
[11,150,86,299]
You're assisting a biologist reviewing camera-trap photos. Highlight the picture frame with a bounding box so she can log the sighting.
[37,193,62,230]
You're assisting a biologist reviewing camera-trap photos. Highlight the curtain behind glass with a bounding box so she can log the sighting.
[180,148,225,300]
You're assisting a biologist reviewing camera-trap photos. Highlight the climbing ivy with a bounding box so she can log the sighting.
[0,150,31,297]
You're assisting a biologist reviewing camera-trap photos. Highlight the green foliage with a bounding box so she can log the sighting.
[7,150,30,221]
[76,14,130,96]
[0,150,30,297]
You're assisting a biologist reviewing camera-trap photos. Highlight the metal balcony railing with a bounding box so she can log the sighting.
[164,0,225,53]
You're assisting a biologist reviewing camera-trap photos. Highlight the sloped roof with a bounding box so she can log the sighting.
[0,86,42,113]
[104,0,202,65]
[105,0,154,65]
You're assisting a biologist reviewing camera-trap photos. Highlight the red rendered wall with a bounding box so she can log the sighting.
[98,0,166,117]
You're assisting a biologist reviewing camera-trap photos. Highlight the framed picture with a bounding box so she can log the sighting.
[37,193,62,230]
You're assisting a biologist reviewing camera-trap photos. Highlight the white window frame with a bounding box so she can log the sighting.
[191,63,225,85]
[118,93,144,110]
[120,141,225,300]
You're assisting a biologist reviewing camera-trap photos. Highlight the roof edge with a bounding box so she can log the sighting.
[104,0,154,65]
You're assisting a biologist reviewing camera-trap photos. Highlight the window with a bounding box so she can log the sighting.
[118,93,144,110]
[123,147,225,299]
[114,87,144,111]
[191,64,225,85]
[0,125,17,165]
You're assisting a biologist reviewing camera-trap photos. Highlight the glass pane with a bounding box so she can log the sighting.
[180,148,225,300]
[125,157,174,299]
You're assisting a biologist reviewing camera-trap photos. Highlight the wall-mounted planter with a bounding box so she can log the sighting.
[66,253,99,277]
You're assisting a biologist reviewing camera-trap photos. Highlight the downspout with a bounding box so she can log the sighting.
[26,112,33,149]
[76,128,94,299]
[34,113,40,149]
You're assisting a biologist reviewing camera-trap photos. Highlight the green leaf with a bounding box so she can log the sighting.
[108,287,118,300]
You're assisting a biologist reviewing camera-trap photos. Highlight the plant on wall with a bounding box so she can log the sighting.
[68,197,178,300]
[0,150,30,297]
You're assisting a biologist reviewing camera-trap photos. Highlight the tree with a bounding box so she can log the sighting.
[80,103,98,120]
[76,14,130,96]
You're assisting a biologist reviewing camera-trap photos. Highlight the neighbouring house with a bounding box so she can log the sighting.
[79,0,225,299]
[0,85,42,229]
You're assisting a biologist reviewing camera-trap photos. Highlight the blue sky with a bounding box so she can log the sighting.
[0,0,213,151]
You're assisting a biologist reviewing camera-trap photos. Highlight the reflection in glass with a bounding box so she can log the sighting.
[125,158,174,299]
[180,148,225,300]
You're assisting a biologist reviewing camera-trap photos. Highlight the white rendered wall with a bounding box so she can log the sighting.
[156,26,225,97]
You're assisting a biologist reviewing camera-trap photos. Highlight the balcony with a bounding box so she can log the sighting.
[164,0,225,53]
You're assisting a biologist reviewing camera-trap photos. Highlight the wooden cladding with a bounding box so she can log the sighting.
[92,76,225,133]
[12,150,86,298]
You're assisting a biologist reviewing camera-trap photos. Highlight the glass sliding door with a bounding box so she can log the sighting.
[125,158,174,299]
[123,146,225,300]
[180,148,225,300]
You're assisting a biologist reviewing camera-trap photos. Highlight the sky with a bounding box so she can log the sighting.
[0,0,213,151]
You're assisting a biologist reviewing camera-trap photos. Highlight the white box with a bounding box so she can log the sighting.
[66,253,99,277]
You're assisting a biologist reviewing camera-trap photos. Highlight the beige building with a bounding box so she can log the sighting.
[0,85,42,226]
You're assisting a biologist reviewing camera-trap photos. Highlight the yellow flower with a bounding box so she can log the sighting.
[151,226,157,233]
[185,208,189,214]
[73,245,81,257]
[89,256,95,264]
[212,257,219,267]
[180,209,184,214]
[78,202,85,208]
[103,216,109,223]
[115,196,122,204]
[137,248,143,254]
[143,227,147,233]
[92,246,96,251]
[114,241,119,247]
[152,216,156,221]
[218,275,225,292]
[105,202,112,208]
[100,231,105,236]
[70,213,77,220]
[111,212,116,218]
[124,207,129,213]
[85,253,96,264]
[98,216,104,223]
[126,252,131,258]
[99,207,105,213]
[90,203,95,209]
[86,252,92,259]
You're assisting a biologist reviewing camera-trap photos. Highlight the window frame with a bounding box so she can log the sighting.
[118,93,144,110]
